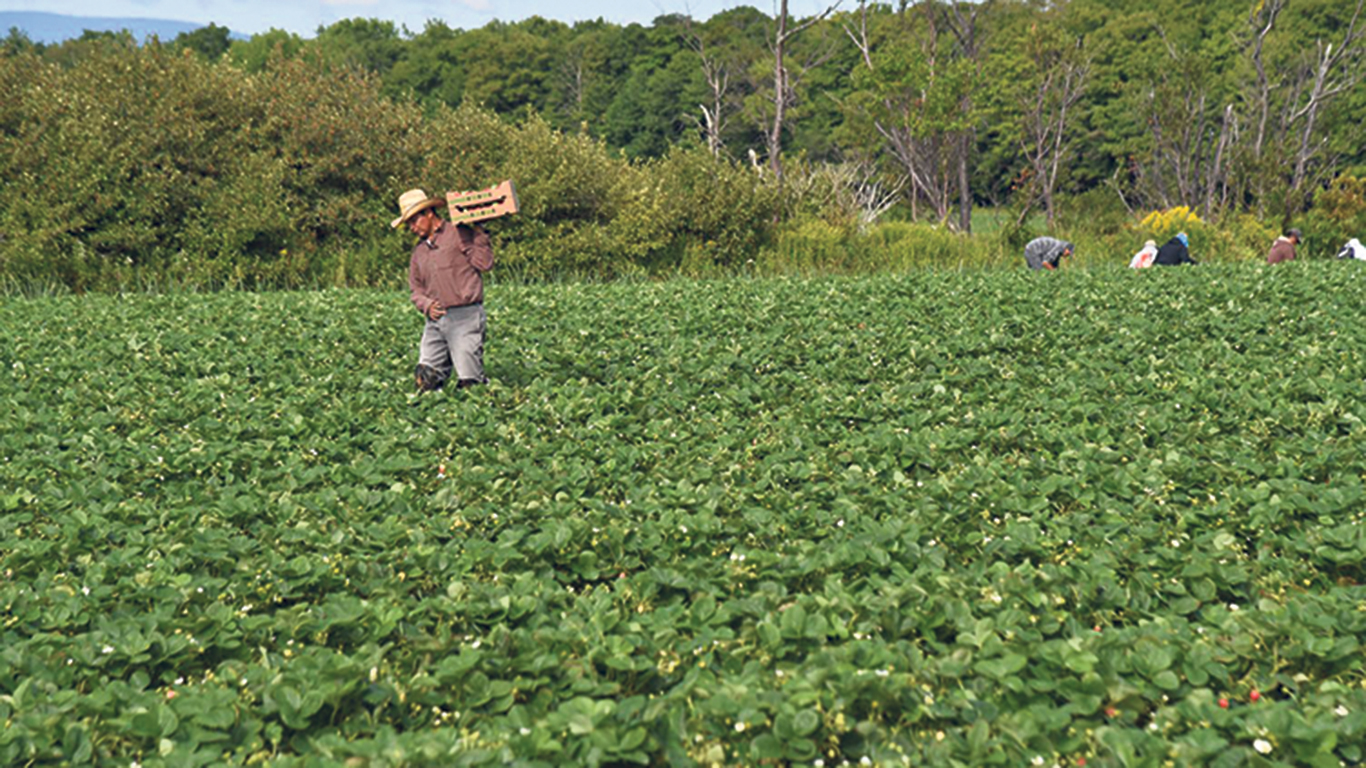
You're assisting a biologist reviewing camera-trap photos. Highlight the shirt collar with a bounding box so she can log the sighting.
[424,221,449,249]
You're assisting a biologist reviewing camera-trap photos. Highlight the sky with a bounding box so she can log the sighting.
[0,0,835,38]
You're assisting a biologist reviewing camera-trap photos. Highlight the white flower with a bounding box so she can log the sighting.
[472,639,481,649]
[82,586,90,595]
[102,645,114,654]
[814,761,825,767]
[1253,739,1272,754]
[519,727,531,736]
[1032,756,1045,766]
[1228,603,1239,611]
[240,604,252,614]
[1335,705,1350,717]
[1170,539,1181,548]
[735,721,745,732]
[861,758,872,766]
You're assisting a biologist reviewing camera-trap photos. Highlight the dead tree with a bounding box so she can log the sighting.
[845,1,965,226]
[1017,33,1089,228]
[1247,0,1286,163]
[938,1,985,234]
[767,0,841,182]
[1206,104,1238,215]
[1239,0,1364,215]
[1138,28,1237,217]
[683,21,732,157]
[1288,0,1366,204]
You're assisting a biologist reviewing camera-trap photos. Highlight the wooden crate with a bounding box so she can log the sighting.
[446,180,519,225]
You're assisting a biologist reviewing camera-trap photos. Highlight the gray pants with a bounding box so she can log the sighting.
[418,303,487,385]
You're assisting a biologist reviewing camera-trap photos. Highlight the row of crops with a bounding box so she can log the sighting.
[3,263,1365,766]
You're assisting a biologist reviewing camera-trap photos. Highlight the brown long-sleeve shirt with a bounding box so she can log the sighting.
[1267,236,1297,265]
[408,222,494,316]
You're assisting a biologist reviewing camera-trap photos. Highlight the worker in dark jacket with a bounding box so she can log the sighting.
[1153,232,1197,266]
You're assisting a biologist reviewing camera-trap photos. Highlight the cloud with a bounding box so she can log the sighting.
[320,0,381,6]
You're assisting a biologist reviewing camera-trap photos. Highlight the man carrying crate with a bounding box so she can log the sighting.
[392,188,495,391]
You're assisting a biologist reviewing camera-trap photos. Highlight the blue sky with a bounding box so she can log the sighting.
[0,0,828,37]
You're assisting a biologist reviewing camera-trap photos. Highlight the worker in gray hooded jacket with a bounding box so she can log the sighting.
[1023,237,1075,271]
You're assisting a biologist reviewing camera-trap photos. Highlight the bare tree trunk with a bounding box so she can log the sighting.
[767,0,842,183]
[1238,0,1286,216]
[1205,104,1236,217]
[1242,0,1364,216]
[957,134,972,231]
[845,0,960,226]
[1019,43,1088,228]
[769,0,790,180]
[942,1,984,234]
[1289,0,1365,201]
[685,22,732,156]
[1248,0,1284,162]
[558,48,589,123]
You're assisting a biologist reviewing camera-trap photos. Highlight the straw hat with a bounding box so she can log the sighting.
[390,189,444,229]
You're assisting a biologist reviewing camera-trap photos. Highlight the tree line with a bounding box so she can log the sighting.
[2,0,1365,292]
[210,0,1363,225]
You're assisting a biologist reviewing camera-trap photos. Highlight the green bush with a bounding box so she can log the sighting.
[0,37,795,292]
[0,43,430,290]
[627,146,781,274]
[1205,213,1280,263]
[1301,176,1366,259]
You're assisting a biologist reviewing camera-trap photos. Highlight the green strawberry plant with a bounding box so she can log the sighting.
[2,262,1365,766]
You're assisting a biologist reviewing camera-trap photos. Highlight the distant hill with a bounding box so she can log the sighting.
[0,11,246,44]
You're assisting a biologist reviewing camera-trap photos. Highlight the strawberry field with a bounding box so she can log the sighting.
[3,263,1366,767]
